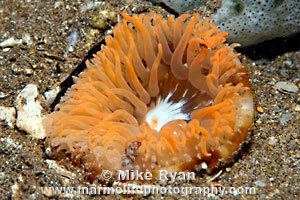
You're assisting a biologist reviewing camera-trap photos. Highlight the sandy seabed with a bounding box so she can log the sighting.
[0,0,299,199]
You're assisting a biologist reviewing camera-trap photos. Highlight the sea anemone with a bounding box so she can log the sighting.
[44,12,254,178]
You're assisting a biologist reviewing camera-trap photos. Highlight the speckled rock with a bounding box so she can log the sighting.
[213,0,300,46]
[150,0,299,46]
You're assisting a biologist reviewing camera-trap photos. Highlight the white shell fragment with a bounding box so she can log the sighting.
[15,84,46,139]
[44,86,60,108]
[0,37,22,48]
[0,106,16,128]
[295,105,300,112]
[22,33,33,46]
[275,81,298,94]
[0,91,8,99]
[45,159,76,179]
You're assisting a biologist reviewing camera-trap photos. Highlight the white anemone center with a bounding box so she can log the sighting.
[145,93,189,132]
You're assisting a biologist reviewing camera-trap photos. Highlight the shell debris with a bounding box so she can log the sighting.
[15,84,46,139]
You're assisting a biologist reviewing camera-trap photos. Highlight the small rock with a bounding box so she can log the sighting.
[275,81,298,94]
[259,113,268,122]
[18,175,24,183]
[2,48,10,52]
[42,187,54,197]
[0,106,16,128]
[54,1,63,9]
[0,91,8,99]
[201,162,208,169]
[279,113,291,125]
[0,37,22,48]
[11,182,20,199]
[0,172,4,179]
[291,132,297,139]
[66,31,78,52]
[207,193,217,199]
[80,1,105,12]
[269,189,280,198]
[45,159,76,179]
[0,137,22,149]
[15,84,46,139]
[295,105,300,112]
[91,10,116,30]
[22,33,33,46]
[45,147,52,156]
[24,68,33,75]
[255,119,262,125]
[254,180,266,187]
[268,136,277,146]
[85,29,100,49]
[225,167,231,172]
[44,86,60,108]
[283,60,292,67]
[274,107,283,113]
[11,63,23,74]
[256,106,264,113]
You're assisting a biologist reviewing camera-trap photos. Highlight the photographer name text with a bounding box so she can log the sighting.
[115,170,195,182]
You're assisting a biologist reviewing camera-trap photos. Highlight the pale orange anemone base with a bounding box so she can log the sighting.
[44,13,254,179]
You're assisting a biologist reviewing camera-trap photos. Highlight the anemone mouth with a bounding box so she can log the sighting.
[143,72,213,131]
[43,13,254,178]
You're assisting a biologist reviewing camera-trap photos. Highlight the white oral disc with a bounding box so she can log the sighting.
[145,92,190,131]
